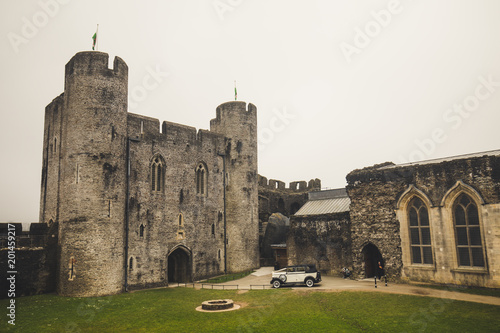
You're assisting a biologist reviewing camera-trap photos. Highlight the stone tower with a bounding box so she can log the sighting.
[41,52,129,296]
[210,102,259,272]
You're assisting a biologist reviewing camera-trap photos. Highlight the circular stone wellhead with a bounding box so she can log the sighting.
[201,299,234,311]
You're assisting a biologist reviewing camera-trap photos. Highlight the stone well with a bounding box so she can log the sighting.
[201,299,234,311]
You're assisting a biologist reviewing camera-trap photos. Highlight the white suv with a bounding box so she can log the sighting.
[270,264,321,288]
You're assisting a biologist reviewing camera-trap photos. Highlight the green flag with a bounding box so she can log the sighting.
[92,32,97,50]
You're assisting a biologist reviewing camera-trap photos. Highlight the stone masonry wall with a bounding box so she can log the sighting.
[41,52,130,297]
[258,175,321,221]
[40,52,262,296]
[210,102,260,273]
[347,154,500,286]
[125,113,226,288]
[288,212,351,275]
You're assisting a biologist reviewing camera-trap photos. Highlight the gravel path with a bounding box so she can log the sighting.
[217,267,500,306]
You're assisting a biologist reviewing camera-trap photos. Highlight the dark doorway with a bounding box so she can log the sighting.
[278,198,285,214]
[362,243,383,278]
[168,247,191,283]
[290,202,301,215]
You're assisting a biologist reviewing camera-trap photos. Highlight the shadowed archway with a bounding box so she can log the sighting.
[362,243,384,278]
[167,246,192,283]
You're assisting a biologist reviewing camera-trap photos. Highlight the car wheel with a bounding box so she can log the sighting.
[305,278,314,287]
[279,274,287,283]
[272,280,281,288]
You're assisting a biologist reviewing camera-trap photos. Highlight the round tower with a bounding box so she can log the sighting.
[210,101,259,272]
[57,52,128,296]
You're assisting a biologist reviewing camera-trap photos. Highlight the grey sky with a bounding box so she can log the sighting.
[1,0,499,223]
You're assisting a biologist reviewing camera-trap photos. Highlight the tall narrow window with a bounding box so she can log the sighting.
[151,155,165,192]
[454,194,485,267]
[129,257,134,271]
[75,163,80,184]
[408,197,433,264]
[177,213,185,239]
[195,163,208,196]
[139,224,145,237]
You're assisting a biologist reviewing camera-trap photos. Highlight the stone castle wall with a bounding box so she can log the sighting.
[258,175,320,221]
[125,113,227,288]
[39,52,259,296]
[287,212,351,275]
[346,154,500,287]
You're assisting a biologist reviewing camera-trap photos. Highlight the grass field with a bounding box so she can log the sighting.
[2,288,499,332]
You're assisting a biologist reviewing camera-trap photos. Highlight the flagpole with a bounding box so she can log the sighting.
[96,24,99,51]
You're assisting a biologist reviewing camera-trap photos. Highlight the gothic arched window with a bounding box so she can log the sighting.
[196,162,208,196]
[408,197,433,264]
[453,194,485,267]
[151,155,165,192]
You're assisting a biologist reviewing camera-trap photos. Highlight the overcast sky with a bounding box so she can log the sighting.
[1,0,499,223]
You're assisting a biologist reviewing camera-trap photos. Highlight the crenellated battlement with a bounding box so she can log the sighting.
[210,101,256,130]
[258,175,321,192]
[0,222,57,250]
[127,113,225,148]
[65,51,127,79]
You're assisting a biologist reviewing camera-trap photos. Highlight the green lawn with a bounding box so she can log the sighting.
[2,288,499,332]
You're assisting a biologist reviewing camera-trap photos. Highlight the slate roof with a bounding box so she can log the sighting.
[294,188,350,215]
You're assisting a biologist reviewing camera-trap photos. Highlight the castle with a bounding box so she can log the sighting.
[39,51,259,296]
[1,51,499,299]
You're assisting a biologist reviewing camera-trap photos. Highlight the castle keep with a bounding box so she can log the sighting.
[39,52,259,297]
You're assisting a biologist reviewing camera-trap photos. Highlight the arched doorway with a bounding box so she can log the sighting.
[168,246,191,283]
[362,243,384,278]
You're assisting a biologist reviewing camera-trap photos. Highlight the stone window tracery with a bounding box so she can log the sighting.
[196,162,208,196]
[151,155,165,193]
[453,194,485,267]
[408,197,433,264]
